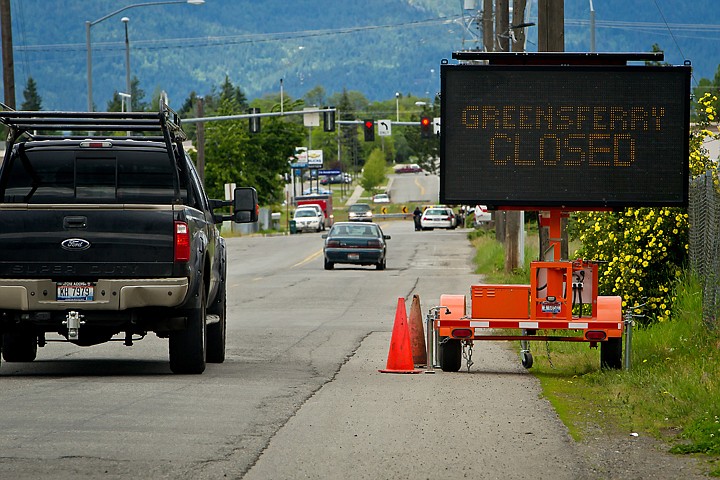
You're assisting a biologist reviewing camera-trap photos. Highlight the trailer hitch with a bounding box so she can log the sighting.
[63,311,85,340]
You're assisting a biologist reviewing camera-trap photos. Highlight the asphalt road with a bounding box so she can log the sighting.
[0,220,592,479]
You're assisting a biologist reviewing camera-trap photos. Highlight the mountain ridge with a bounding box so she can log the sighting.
[3,0,719,111]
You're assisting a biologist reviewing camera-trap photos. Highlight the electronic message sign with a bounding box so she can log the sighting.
[440,64,691,208]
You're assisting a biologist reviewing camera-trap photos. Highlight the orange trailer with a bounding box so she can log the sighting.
[429,209,624,372]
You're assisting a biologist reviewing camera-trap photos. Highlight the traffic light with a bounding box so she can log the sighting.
[420,116,431,139]
[323,106,335,132]
[249,107,261,133]
[363,120,375,142]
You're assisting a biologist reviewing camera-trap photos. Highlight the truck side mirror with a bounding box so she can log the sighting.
[233,187,258,223]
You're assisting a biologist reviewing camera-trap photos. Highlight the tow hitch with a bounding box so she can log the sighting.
[63,311,85,340]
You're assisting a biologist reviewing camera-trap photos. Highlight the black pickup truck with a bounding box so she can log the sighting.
[0,106,257,374]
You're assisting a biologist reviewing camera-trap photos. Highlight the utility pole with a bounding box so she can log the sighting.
[482,0,493,51]
[495,0,509,53]
[538,0,564,52]
[493,0,508,246]
[537,0,568,260]
[196,97,205,183]
[1,0,16,109]
[504,0,528,272]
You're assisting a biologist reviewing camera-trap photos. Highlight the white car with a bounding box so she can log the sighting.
[296,204,326,229]
[293,208,323,232]
[372,193,390,204]
[420,207,456,230]
[473,205,492,226]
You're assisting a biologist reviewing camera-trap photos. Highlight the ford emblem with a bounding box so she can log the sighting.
[61,238,91,251]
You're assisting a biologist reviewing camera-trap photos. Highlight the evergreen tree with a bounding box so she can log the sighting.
[21,77,42,111]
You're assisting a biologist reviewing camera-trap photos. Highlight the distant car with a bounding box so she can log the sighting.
[347,203,373,222]
[295,204,326,230]
[473,205,492,226]
[420,206,456,230]
[303,187,332,195]
[293,208,323,232]
[322,222,391,270]
[321,173,353,185]
[372,193,390,204]
[393,164,423,174]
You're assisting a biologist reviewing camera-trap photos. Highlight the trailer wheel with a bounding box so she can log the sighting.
[2,333,38,362]
[521,351,533,369]
[601,337,623,370]
[439,338,462,372]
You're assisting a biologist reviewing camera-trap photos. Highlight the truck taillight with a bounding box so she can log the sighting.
[174,221,190,262]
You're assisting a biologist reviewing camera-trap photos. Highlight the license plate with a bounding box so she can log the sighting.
[348,253,360,260]
[57,282,95,301]
[541,301,561,314]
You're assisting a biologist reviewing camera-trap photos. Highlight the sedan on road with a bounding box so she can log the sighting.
[322,222,390,270]
[420,207,457,230]
[347,203,373,222]
[293,208,323,232]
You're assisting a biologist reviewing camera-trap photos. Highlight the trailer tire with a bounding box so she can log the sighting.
[600,337,623,370]
[439,338,462,372]
[521,351,533,369]
[2,333,37,362]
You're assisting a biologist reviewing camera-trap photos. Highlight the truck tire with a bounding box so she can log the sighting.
[600,337,623,370]
[439,338,462,372]
[169,280,207,374]
[206,283,227,364]
[2,333,38,362]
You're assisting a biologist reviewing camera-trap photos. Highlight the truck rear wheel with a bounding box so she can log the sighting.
[600,337,623,370]
[169,281,207,374]
[439,338,462,372]
[206,284,227,364]
[2,333,38,362]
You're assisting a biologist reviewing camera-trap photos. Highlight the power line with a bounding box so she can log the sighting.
[13,15,458,53]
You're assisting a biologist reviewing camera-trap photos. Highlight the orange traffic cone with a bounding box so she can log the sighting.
[408,294,427,366]
[379,297,423,374]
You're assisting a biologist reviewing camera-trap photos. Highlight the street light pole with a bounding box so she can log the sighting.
[122,17,131,113]
[395,92,400,122]
[85,0,204,112]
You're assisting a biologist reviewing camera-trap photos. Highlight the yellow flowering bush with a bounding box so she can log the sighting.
[570,93,718,325]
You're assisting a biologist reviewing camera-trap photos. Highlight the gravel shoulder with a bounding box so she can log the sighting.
[241,331,710,479]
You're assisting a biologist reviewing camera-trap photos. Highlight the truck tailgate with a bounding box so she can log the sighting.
[0,206,176,278]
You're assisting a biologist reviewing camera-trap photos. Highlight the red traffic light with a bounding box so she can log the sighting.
[363,120,375,141]
[420,116,432,138]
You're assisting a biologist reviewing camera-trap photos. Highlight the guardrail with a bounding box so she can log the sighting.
[373,213,414,220]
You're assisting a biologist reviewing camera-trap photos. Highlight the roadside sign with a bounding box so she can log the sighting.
[319,169,341,175]
[303,108,320,127]
[378,120,392,137]
[290,162,307,168]
[433,117,441,135]
[381,206,388,214]
[308,149,324,166]
[402,206,408,214]
[224,182,236,201]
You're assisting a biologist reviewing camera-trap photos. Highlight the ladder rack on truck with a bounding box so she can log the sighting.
[429,51,691,372]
